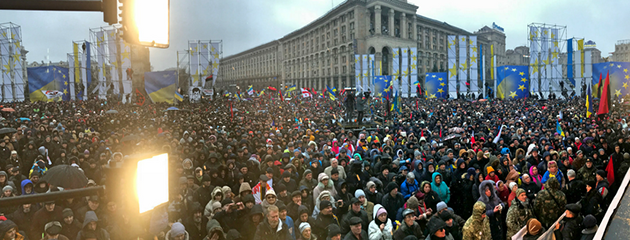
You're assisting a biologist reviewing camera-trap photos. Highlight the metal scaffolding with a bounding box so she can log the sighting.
[0,22,25,102]
[528,23,567,99]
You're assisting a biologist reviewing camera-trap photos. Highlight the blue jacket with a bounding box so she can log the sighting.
[430,172,450,203]
[541,170,564,185]
[400,179,419,200]
[284,216,295,240]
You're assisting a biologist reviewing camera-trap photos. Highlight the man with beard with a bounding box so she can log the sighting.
[183,203,209,240]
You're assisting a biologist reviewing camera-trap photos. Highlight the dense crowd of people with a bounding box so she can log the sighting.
[0,93,628,240]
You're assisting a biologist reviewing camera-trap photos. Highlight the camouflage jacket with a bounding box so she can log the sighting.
[577,165,597,183]
[462,201,492,240]
[506,199,533,239]
[533,178,566,228]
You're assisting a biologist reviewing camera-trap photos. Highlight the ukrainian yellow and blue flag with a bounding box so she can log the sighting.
[326,85,337,100]
[174,92,184,102]
[27,66,69,102]
[556,120,565,137]
[144,70,177,104]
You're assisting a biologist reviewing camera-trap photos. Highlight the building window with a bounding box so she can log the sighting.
[350,22,354,30]
[341,15,346,22]
[349,11,354,19]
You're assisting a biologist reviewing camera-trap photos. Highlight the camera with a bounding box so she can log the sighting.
[336,201,343,207]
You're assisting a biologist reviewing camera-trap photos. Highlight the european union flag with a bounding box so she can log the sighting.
[593,62,630,99]
[27,66,69,102]
[424,72,448,99]
[373,75,391,98]
[145,70,177,104]
[497,65,529,99]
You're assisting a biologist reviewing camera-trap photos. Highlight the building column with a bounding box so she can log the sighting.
[389,9,395,37]
[374,5,381,35]
[401,13,407,39]
[412,15,417,41]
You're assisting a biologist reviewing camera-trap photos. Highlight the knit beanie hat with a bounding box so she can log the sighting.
[508,182,517,190]
[438,210,452,221]
[407,196,419,209]
[467,167,476,177]
[171,222,186,237]
[376,207,387,217]
[436,201,448,212]
[354,189,365,199]
[487,166,495,173]
[583,215,597,229]
[299,222,311,234]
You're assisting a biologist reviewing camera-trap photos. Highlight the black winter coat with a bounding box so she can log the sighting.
[253,219,292,240]
[340,209,369,235]
[381,193,404,222]
[313,213,340,240]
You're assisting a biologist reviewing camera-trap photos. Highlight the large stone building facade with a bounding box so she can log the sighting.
[217,0,505,92]
[613,39,630,62]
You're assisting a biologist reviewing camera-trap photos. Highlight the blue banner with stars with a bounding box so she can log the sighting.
[497,65,529,99]
[425,72,448,99]
[593,62,630,99]
[373,75,391,98]
[27,66,70,102]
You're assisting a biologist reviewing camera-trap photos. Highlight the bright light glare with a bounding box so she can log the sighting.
[136,153,169,213]
[134,0,169,47]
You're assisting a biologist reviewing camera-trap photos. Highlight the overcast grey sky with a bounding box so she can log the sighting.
[1,0,628,71]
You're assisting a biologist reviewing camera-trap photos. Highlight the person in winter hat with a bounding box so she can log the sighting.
[580,215,598,240]
[506,188,533,239]
[166,222,189,240]
[393,209,424,240]
[367,204,393,240]
[461,201,491,240]
[425,216,454,240]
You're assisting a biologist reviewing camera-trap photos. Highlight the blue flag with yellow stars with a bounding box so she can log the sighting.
[373,75,391,98]
[27,66,70,102]
[424,72,448,99]
[497,65,529,99]
[593,62,630,99]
